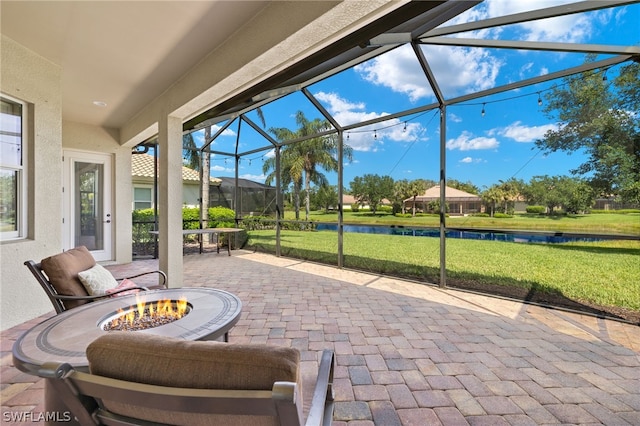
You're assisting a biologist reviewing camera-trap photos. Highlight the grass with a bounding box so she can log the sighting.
[245,228,640,316]
[284,211,640,235]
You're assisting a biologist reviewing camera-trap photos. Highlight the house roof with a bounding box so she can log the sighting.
[132,154,221,185]
[406,185,482,203]
[216,177,273,189]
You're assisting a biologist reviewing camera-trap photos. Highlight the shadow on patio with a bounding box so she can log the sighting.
[2,250,639,425]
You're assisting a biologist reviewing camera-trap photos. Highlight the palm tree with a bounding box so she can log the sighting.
[392,179,411,214]
[183,129,211,231]
[408,179,429,217]
[265,111,353,220]
[182,132,199,170]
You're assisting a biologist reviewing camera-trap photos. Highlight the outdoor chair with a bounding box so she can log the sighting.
[42,333,335,426]
[25,246,167,313]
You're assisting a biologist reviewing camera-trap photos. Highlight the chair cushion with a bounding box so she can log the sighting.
[105,278,141,297]
[40,246,95,309]
[78,264,118,296]
[87,333,300,425]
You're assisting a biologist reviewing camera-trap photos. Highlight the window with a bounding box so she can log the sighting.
[133,186,153,210]
[0,95,26,240]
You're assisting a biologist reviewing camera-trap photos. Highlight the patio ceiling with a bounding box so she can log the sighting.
[0,1,269,128]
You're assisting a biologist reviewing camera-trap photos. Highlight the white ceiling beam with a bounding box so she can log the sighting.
[419,37,640,55]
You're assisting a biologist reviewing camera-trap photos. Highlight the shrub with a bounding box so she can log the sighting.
[472,213,490,217]
[526,205,546,214]
[241,215,274,230]
[493,212,513,218]
[591,209,640,214]
[394,213,412,218]
[182,207,201,229]
[208,206,235,228]
[350,203,360,212]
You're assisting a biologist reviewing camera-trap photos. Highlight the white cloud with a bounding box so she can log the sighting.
[355,44,503,101]
[263,149,275,159]
[314,91,427,152]
[353,0,615,103]
[447,131,499,151]
[484,0,602,43]
[239,173,266,183]
[449,113,462,123]
[211,124,236,137]
[459,156,486,164]
[210,164,232,172]
[354,46,434,102]
[492,121,557,143]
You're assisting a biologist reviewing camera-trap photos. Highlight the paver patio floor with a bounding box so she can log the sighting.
[2,250,639,425]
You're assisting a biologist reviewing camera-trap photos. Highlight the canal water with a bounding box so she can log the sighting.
[315,224,603,244]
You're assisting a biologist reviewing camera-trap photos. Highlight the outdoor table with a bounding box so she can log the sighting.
[150,227,243,255]
[12,287,242,425]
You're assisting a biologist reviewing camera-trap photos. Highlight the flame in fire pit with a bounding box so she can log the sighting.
[102,295,189,331]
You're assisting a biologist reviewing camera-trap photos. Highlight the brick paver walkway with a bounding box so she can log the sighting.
[2,250,639,425]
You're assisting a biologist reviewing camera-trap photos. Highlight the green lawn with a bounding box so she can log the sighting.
[245,221,640,317]
[284,211,640,235]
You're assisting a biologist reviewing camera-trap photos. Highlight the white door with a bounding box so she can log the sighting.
[63,150,113,261]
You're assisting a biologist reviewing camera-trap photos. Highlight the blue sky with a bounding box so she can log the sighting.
[192,0,639,191]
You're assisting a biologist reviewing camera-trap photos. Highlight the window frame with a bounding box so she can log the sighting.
[0,94,27,241]
[133,185,154,210]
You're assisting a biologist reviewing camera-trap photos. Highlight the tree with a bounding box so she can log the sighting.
[407,179,429,216]
[183,129,212,234]
[264,111,353,220]
[523,175,594,214]
[182,132,199,170]
[497,178,524,214]
[392,179,411,214]
[448,179,480,195]
[349,174,394,215]
[481,185,502,217]
[536,58,640,204]
[312,184,339,212]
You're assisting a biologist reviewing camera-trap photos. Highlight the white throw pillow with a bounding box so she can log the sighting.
[78,264,118,296]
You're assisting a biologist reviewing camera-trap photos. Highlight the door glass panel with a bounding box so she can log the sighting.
[75,161,104,250]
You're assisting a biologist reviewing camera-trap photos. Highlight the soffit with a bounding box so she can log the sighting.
[1,1,270,129]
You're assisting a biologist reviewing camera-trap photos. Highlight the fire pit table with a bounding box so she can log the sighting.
[12,287,242,425]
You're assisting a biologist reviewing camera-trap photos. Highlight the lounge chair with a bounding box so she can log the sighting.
[25,246,166,313]
[42,333,335,425]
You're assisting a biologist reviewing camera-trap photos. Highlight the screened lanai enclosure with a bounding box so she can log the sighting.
[146,1,640,321]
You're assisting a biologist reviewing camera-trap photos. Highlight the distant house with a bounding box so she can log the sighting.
[342,194,360,210]
[404,185,483,216]
[211,177,277,216]
[342,194,391,211]
[593,196,639,211]
[131,154,221,210]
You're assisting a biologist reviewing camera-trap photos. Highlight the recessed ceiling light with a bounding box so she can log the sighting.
[92,101,107,107]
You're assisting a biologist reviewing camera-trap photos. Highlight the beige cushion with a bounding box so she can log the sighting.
[87,333,301,425]
[105,278,141,297]
[78,264,118,296]
[40,246,95,309]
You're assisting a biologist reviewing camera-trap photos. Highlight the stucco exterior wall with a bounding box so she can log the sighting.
[1,35,63,330]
